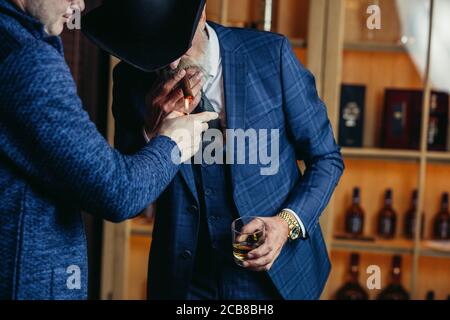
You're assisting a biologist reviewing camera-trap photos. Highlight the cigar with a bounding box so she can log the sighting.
[181,76,194,114]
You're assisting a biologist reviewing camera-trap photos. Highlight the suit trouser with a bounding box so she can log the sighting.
[187,252,282,300]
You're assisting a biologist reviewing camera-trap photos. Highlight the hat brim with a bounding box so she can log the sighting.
[81,1,205,72]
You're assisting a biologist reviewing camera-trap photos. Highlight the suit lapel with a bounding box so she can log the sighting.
[222,51,247,131]
[214,24,248,215]
[176,23,249,205]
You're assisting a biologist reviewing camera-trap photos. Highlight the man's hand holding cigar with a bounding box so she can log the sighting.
[143,66,217,162]
[145,68,204,134]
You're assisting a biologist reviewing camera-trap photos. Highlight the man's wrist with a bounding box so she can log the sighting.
[282,208,307,239]
[278,209,306,240]
[275,215,290,239]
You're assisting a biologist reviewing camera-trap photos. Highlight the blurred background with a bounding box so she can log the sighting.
[67,0,450,300]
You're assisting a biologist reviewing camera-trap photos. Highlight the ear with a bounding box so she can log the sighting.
[200,5,207,24]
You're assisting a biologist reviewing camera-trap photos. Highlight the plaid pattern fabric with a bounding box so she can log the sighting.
[113,22,344,300]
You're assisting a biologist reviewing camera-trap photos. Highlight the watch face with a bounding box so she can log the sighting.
[290,226,301,240]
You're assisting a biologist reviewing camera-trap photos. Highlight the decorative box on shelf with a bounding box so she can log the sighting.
[381,89,449,151]
[338,84,366,148]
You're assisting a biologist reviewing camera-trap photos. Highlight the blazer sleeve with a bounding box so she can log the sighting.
[279,37,345,237]
[0,41,180,222]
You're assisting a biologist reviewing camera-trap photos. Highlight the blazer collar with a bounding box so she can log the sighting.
[208,21,247,131]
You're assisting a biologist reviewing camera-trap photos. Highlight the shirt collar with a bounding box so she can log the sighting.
[205,22,221,81]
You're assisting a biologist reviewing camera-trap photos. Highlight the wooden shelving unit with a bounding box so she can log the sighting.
[344,41,406,53]
[427,152,450,162]
[420,241,450,258]
[341,147,421,161]
[100,0,449,300]
[321,0,450,300]
[343,148,450,163]
[331,238,415,255]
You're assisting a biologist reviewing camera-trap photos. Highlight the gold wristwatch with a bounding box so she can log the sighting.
[278,210,302,241]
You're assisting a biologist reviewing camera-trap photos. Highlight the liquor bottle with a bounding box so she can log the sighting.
[427,92,449,151]
[426,291,435,300]
[335,253,369,300]
[404,190,425,239]
[345,187,365,237]
[433,193,450,240]
[377,255,410,300]
[377,189,397,238]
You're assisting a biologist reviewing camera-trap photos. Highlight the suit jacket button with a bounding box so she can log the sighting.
[188,205,198,214]
[181,250,192,259]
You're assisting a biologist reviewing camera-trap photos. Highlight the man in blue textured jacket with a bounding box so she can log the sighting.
[0,0,217,299]
[111,5,345,299]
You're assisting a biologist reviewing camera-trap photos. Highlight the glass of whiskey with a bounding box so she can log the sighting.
[231,216,266,267]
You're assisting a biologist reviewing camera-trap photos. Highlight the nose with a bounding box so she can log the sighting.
[74,0,85,12]
[169,58,181,70]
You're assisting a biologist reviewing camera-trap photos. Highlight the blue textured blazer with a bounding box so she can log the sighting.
[0,0,182,299]
[113,22,345,300]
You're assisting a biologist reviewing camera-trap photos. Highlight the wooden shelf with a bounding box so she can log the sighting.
[344,41,406,53]
[341,147,421,161]
[130,219,153,237]
[420,240,450,258]
[426,151,450,163]
[331,238,415,255]
[341,148,450,163]
[332,238,450,258]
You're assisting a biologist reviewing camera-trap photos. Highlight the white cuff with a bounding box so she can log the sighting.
[282,208,307,239]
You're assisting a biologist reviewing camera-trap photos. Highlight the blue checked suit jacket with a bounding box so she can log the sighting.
[113,22,345,300]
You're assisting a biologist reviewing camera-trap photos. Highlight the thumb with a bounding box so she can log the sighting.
[190,111,219,123]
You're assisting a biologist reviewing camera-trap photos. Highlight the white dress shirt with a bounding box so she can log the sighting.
[144,23,306,238]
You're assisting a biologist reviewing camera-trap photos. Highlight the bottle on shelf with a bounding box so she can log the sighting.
[377,255,410,300]
[345,187,365,237]
[335,253,369,300]
[433,192,450,240]
[377,189,397,239]
[426,291,435,300]
[404,190,425,239]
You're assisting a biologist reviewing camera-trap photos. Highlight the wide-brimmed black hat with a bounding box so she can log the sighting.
[82,0,206,72]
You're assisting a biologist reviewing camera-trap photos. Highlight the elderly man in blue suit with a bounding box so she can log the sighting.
[112,4,345,300]
[0,0,216,300]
